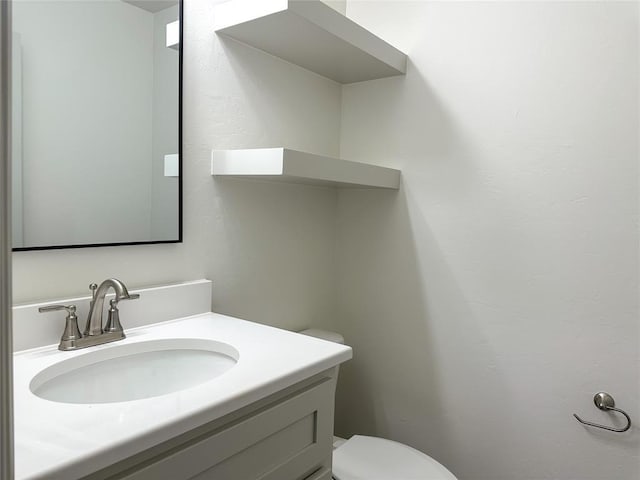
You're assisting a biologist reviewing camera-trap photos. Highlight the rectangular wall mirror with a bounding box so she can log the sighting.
[11,0,182,251]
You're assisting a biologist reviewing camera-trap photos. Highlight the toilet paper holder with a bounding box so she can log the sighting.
[573,392,631,433]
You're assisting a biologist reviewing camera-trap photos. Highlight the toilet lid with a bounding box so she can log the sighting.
[332,435,457,480]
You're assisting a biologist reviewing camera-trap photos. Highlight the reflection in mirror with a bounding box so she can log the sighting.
[12,0,181,250]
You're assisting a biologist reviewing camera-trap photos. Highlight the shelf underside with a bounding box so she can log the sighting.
[214,0,407,84]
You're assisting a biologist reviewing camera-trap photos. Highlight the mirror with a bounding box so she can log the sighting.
[11,0,182,250]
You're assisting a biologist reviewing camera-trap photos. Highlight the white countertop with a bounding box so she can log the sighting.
[13,312,352,480]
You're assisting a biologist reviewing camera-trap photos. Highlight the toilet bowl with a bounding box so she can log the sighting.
[332,435,457,480]
[300,329,458,480]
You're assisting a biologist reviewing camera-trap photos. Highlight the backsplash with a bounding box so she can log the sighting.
[12,279,212,351]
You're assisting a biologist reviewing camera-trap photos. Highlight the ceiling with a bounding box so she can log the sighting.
[121,0,179,13]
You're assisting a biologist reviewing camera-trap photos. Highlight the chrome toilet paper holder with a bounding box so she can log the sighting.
[574,392,631,433]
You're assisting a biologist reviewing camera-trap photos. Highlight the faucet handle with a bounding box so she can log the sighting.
[39,304,82,351]
[39,304,77,314]
[104,299,126,335]
[103,292,138,335]
[121,293,140,301]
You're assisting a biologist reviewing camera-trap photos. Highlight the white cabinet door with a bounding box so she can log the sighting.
[119,378,334,480]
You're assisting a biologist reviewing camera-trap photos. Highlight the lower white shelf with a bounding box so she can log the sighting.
[211,148,400,189]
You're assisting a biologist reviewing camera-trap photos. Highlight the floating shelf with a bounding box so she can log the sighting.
[164,154,179,177]
[213,0,407,84]
[166,20,179,50]
[211,148,400,189]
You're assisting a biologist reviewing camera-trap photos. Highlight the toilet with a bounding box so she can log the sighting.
[300,329,458,480]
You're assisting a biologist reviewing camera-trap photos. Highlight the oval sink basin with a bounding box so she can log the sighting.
[30,338,239,404]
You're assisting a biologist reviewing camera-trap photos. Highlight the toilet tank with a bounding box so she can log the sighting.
[299,329,345,345]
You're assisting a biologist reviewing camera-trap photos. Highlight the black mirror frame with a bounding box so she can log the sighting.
[12,0,183,252]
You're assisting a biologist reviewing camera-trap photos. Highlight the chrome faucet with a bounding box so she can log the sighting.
[39,278,139,351]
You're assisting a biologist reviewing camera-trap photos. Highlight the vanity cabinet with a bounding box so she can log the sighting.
[84,370,337,480]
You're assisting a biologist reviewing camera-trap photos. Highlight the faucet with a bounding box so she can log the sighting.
[39,278,139,351]
[84,278,139,336]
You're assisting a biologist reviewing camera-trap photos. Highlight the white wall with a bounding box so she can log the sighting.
[13,0,342,336]
[12,1,154,246]
[322,0,347,15]
[335,2,639,479]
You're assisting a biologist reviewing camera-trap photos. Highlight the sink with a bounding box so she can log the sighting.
[30,338,239,404]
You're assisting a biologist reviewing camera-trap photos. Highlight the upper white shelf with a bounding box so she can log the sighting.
[213,0,407,84]
[166,20,179,50]
[211,148,400,189]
